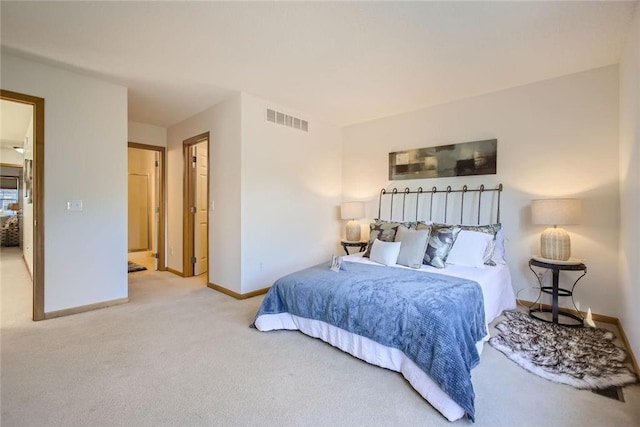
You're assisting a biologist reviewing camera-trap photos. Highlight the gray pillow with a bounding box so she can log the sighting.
[394,226,430,269]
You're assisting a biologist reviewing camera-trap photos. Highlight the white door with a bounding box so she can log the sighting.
[193,141,208,276]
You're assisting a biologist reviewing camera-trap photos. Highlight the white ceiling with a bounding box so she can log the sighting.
[1,1,637,127]
[0,99,32,149]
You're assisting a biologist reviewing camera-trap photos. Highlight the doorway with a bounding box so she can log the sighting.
[127,142,165,271]
[182,132,209,278]
[0,90,45,321]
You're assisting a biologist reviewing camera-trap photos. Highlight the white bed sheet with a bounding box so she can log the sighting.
[255,254,516,422]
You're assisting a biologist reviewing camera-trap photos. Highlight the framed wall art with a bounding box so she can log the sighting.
[389,139,497,180]
[24,158,33,204]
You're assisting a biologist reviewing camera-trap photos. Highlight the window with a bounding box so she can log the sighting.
[0,176,19,213]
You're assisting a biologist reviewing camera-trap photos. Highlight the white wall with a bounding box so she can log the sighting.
[166,95,242,291]
[128,121,167,147]
[619,8,640,362]
[1,52,128,313]
[343,66,620,317]
[0,147,24,165]
[240,93,342,293]
[166,92,342,295]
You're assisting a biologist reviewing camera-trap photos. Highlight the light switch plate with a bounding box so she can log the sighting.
[66,200,83,211]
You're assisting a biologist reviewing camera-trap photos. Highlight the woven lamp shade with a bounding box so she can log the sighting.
[532,198,581,261]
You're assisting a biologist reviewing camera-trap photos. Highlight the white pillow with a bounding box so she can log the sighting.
[394,225,430,269]
[369,239,402,266]
[446,230,493,269]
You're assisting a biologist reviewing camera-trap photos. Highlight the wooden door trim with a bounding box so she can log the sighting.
[127,142,166,271]
[1,89,45,321]
[182,132,209,278]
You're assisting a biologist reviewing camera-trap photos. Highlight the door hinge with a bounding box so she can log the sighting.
[155,160,159,167]
[191,256,197,264]
[190,206,196,214]
[155,207,160,214]
[154,253,159,259]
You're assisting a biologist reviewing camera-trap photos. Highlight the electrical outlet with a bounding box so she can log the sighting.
[170,247,174,256]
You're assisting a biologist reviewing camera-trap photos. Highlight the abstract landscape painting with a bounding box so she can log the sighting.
[389,139,497,180]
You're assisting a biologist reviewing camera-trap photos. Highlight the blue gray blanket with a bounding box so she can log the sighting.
[254,261,486,421]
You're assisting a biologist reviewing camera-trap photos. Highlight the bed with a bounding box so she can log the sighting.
[253,184,516,422]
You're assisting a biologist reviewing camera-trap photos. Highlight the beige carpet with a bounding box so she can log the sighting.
[1,247,639,426]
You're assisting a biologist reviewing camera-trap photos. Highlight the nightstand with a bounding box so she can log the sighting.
[528,258,587,327]
[341,240,367,255]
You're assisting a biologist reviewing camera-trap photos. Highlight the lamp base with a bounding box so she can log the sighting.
[346,220,361,242]
[540,227,571,261]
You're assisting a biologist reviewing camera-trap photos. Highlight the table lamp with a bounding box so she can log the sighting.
[531,198,581,261]
[340,201,365,242]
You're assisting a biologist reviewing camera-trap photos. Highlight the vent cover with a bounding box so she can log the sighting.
[266,108,308,132]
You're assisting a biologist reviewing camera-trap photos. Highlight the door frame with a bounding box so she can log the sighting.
[127,142,166,271]
[1,89,46,321]
[182,132,209,278]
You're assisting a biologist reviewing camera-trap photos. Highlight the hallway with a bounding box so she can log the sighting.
[0,247,32,327]
[1,247,207,329]
[128,250,156,271]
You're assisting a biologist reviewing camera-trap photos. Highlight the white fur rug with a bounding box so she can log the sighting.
[490,311,637,389]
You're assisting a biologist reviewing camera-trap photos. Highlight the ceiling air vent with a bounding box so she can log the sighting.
[266,108,308,132]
